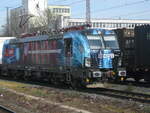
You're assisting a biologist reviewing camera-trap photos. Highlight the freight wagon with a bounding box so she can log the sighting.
[115,25,150,82]
[0,25,126,87]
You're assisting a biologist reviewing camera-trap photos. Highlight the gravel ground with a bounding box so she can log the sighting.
[0,79,150,113]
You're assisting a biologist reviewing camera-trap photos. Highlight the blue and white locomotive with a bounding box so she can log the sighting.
[1,25,126,87]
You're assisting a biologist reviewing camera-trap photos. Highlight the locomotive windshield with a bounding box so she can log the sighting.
[103,35,119,49]
[83,29,119,50]
[87,35,103,50]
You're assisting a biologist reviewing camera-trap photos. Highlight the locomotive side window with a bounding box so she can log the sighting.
[64,38,72,57]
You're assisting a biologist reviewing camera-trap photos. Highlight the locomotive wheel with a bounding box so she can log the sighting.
[12,70,20,80]
[23,71,31,81]
[71,78,87,89]
[70,78,78,89]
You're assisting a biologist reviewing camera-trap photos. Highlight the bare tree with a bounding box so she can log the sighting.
[29,8,61,33]
[3,8,61,37]
[10,11,21,37]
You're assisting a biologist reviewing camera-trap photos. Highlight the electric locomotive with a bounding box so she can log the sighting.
[1,25,125,87]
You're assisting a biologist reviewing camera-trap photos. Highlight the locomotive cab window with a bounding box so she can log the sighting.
[104,35,119,49]
[83,29,105,50]
[64,38,72,57]
[87,35,103,50]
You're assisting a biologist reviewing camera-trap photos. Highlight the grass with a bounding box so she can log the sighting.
[0,80,47,97]
[101,105,125,113]
[143,106,150,113]
[65,91,81,98]
[30,89,48,97]
[124,83,134,92]
[0,80,28,89]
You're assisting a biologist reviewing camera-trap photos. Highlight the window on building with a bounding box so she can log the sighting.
[99,23,102,27]
[96,23,99,27]
[107,23,110,28]
[53,8,56,13]
[65,8,69,13]
[65,9,67,13]
[69,23,71,26]
[67,9,70,13]
[63,8,66,13]
[109,23,112,28]
[56,8,58,13]
[62,8,65,13]
[72,22,74,26]
[58,8,61,13]
[116,23,118,28]
[103,24,105,28]
[59,8,61,13]
[93,23,96,27]
[122,24,125,28]
[119,23,121,28]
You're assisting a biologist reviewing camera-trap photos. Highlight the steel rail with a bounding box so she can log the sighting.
[84,88,150,104]
[0,105,16,113]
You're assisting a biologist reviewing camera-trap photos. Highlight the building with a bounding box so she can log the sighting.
[48,5,71,28]
[66,18,150,29]
[48,5,71,18]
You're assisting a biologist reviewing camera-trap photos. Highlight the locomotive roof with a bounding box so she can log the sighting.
[8,34,63,44]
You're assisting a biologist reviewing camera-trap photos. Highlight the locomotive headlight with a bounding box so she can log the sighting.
[85,58,91,67]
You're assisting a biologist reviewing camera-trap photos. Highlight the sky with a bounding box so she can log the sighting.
[0,0,150,32]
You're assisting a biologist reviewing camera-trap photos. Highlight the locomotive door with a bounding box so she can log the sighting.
[64,38,72,67]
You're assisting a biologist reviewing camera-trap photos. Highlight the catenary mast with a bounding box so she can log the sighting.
[86,0,91,24]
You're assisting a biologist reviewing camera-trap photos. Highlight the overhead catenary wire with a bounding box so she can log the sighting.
[49,0,71,4]
[66,0,85,6]
[112,9,150,18]
[94,0,150,13]
[49,0,85,6]
[73,0,150,17]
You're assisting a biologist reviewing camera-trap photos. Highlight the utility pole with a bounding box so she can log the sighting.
[6,7,10,36]
[86,0,91,24]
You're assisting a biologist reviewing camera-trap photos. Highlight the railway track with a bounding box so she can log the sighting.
[108,81,150,88]
[1,77,150,104]
[0,105,16,113]
[82,88,150,104]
